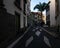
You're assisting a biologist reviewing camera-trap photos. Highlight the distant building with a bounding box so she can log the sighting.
[31,12,46,24]
[42,15,46,24]
[31,12,41,22]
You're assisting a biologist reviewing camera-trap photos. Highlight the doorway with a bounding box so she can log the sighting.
[15,11,20,32]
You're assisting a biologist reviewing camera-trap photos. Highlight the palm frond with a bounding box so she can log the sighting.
[33,2,50,11]
[34,4,40,10]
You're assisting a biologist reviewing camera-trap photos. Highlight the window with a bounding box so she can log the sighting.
[14,0,21,10]
[15,0,20,5]
[23,0,26,15]
[15,11,20,32]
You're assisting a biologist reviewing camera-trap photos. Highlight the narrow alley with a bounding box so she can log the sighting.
[7,25,60,48]
[0,0,60,48]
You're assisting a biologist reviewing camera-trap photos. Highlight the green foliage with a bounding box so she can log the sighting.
[34,2,45,12]
[34,1,50,12]
[33,1,50,21]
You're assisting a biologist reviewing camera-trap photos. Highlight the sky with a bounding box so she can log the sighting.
[30,0,49,12]
[30,0,49,15]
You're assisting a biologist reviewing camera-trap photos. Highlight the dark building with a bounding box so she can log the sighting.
[0,0,31,47]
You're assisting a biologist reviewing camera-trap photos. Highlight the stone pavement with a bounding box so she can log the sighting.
[12,26,51,48]
[7,25,60,48]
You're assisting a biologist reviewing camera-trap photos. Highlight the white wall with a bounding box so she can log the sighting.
[49,0,56,27]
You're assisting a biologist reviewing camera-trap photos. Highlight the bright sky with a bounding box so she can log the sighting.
[30,0,49,12]
[30,0,49,15]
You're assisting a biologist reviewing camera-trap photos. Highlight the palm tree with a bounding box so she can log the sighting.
[34,1,51,20]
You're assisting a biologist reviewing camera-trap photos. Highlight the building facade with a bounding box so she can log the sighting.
[0,0,31,47]
[3,0,30,32]
[49,0,56,27]
[31,12,41,23]
[26,0,31,26]
[46,4,50,26]
[55,0,60,31]
[31,12,46,24]
[55,0,60,26]
[49,0,60,27]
